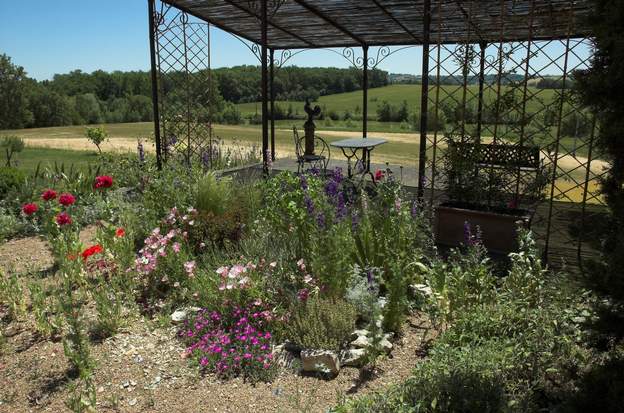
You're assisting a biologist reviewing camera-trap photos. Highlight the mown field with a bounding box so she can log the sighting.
[0,84,600,203]
[236,84,557,119]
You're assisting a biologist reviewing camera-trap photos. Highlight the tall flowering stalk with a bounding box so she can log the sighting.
[137,140,145,164]
[22,189,97,411]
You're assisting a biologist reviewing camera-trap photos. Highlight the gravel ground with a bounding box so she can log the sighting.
[0,232,435,413]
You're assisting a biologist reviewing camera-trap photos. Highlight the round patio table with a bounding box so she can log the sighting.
[330,138,388,179]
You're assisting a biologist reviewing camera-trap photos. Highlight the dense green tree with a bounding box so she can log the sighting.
[29,87,75,127]
[0,54,34,129]
[0,56,390,129]
[576,0,624,297]
[75,93,102,124]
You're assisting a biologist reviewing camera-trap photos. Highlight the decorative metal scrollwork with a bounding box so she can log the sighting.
[230,35,307,69]
[328,45,416,69]
[272,49,306,68]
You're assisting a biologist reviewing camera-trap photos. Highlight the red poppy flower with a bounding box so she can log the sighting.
[374,169,385,182]
[56,212,72,226]
[22,203,38,216]
[94,175,113,189]
[59,193,76,206]
[41,189,57,201]
[115,227,125,238]
[81,244,103,261]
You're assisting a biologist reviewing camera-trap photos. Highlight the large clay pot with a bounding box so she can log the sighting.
[434,202,531,254]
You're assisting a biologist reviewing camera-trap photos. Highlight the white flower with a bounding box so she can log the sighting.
[413,283,433,296]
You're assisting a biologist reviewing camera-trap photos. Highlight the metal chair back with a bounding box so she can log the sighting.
[293,127,304,160]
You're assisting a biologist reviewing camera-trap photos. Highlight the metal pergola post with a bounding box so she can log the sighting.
[147,0,162,170]
[362,45,369,138]
[476,41,487,141]
[417,0,431,201]
[261,0,269,172]
[270,48,276,161]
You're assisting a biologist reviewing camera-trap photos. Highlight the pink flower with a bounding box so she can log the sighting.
[172,242,181,253]
[230,264,245,277]
[184,260,196,277]
[297,288,309,302]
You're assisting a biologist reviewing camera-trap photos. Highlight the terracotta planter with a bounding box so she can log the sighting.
[434,202,531,254]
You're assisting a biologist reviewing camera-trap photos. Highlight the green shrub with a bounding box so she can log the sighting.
[339,229,590,412]
[286,297,356,351]
[339,342,508,413]
[0,207,23,242]
[0,166,25,197]
[0,135,25,167]
[85,126,108,154]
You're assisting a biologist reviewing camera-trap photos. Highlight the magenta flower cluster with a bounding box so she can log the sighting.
[179,304,274,379]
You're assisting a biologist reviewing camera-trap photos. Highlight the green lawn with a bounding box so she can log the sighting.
[9,147,98,172]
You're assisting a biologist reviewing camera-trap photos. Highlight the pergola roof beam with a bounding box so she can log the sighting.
[371,0,421,42]
[222,0,317,47]
[292,0,366,46]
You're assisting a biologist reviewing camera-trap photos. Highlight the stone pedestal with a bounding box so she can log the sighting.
[304,120,315,156]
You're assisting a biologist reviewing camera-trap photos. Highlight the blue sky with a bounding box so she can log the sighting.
[0,0,590,81]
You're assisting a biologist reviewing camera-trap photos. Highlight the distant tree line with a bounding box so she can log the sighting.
[0,53,388,130]
[213,65,388,103]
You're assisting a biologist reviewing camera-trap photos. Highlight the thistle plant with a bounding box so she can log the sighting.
[0,269,25,321]
[28,282,61,338]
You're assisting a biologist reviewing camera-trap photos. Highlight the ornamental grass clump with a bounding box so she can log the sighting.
[179,303,276,382]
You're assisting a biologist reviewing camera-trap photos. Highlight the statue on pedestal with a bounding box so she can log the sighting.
[303,98,321,156]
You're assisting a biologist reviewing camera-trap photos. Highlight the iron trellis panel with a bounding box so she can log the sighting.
[152,0,214,169]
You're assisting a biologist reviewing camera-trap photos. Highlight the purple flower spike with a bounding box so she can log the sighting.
[411,200,419,218]
[316,212,326,229]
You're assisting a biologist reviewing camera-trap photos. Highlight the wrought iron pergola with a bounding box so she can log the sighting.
[147,0,602,267]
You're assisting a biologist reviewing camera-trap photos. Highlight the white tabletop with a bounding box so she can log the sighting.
[330,138,388,148]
